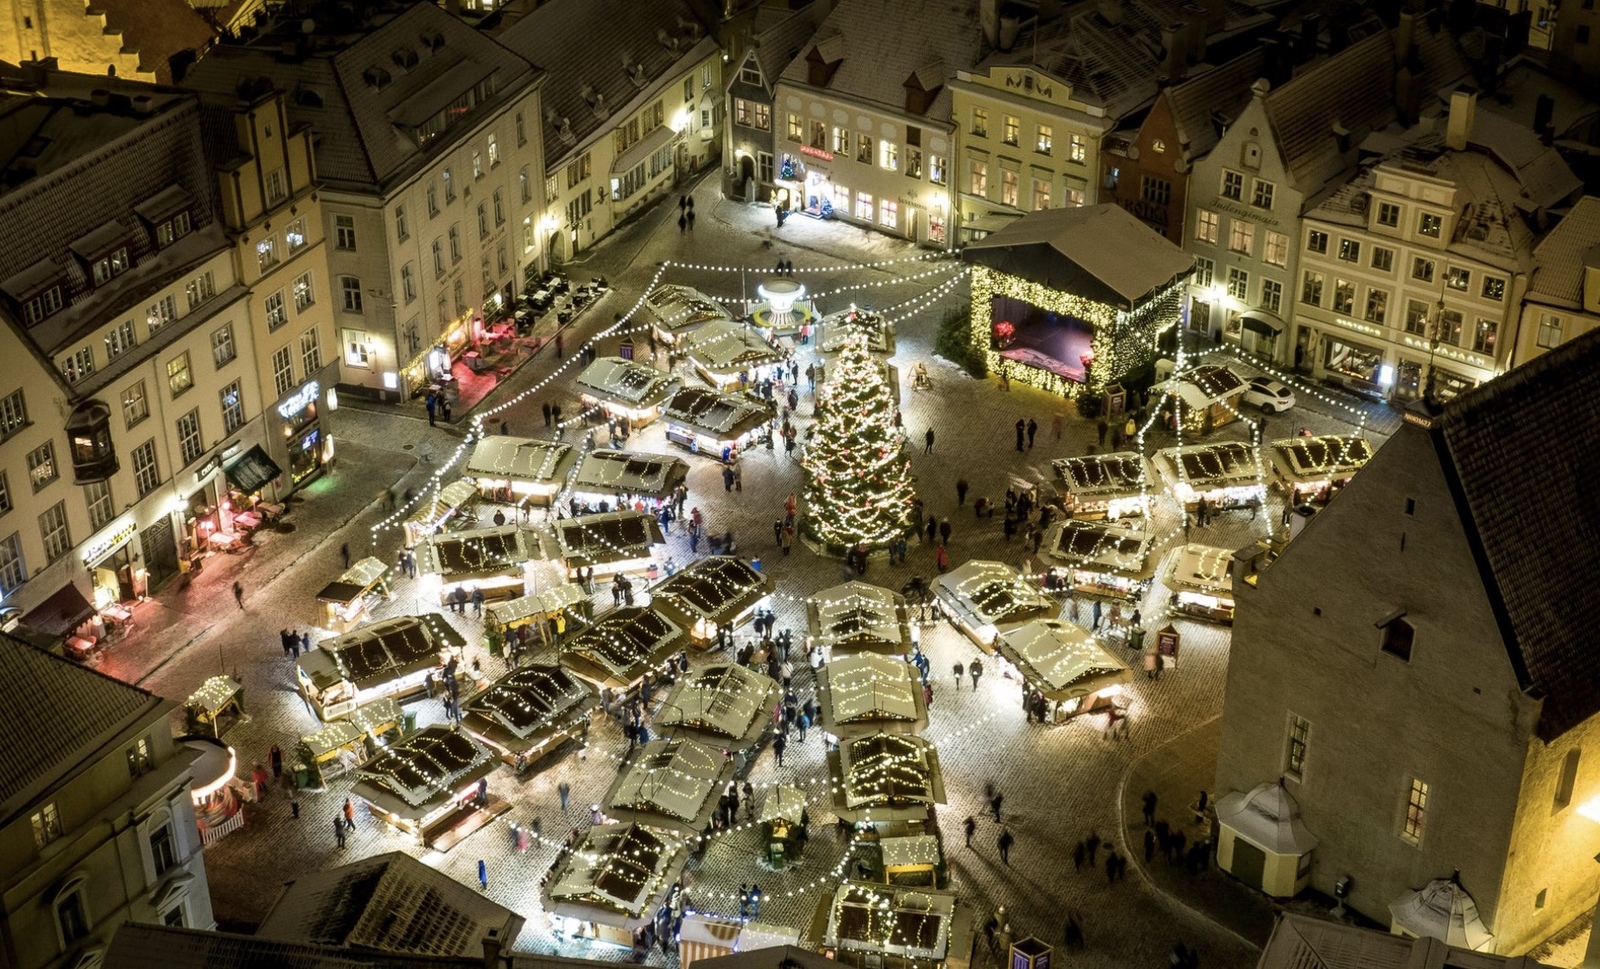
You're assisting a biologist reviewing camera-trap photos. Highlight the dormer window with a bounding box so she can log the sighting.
[23,284,65,325]
[155,211,192,247]
[738,57,762,87]
[90,247,130,287]
[392,48,419,71]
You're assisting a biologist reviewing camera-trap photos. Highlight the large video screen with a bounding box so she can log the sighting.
[989,294,1094,383]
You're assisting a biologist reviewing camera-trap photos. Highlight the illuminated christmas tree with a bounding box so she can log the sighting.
[802,333,917,550]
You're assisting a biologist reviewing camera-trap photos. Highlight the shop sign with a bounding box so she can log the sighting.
[195,456,221,482]
[1156,625,1181,658]
[799,145,834,162]
[277,380,319,420]
[1328,315,1383,339]
[82,515,136,565]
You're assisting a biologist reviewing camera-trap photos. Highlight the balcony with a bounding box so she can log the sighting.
[67,400,118,484]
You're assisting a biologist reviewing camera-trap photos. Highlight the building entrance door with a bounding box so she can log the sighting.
[1232,838,1266,889]
[142,516,179,587]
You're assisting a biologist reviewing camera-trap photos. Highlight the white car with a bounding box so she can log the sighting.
[1241,376,1296,414]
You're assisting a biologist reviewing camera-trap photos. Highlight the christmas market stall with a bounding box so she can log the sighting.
[416,523,540,605]
[661,386,775,456]
[807,581,913,656]
[548,510,665,579]
[829,733,945,825]
[463,436,577,506]
[878,834,945,887]
[1161,544,1237,625]
[655,663,779,749]
[962,205,1192,398]
[1152,365,1247,434]
[461,662,596,769]
[932,560,1054,650]
[759,784,809,867]
[817,653,928,740]
[646,283,737,346]
[295,614,465,720]
[314,556,392,634]
[296,697,406,789]
[575,357,682,426]
[602,737,734,835]
[183,675,246,739]
[821,883,971,969]
[1266,434,1372,506]
[686,318,788,390]
[1154,441,1267,514]
[544,822,690,945]
[402,479,479,547]
[484,583,592,653]
[818,305,893,358]
[649,555,773,646]
[992,619,1132,722]
[1052,451,1158,522]
[184,736,246,846]
[350,723,505,849]
[571,449,690,506]
[1042,518,1155,600]
[559,606,684,694]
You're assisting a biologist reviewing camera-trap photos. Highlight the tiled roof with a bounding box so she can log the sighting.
[94,0,216,84]
[494,0,715,171]
[1165,48,1268,162]
[0,632,163,813]
[1265,33,1395,195]
[748,4,824,93]
[1430,327,1600,741]
[1466,110,1582,212]
[779,0,983,123]
[1527,196,1600,307]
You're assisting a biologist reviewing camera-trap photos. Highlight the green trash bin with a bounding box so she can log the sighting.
[293,766,310,789]
[403,711,418,733]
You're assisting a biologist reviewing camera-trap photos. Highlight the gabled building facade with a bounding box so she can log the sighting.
[1513,194,1600,366]
[722,2,821,204]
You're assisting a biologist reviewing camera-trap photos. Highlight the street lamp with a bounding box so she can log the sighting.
[1423,297,1446,403]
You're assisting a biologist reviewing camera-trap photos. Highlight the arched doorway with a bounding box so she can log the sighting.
[739,155,756,200]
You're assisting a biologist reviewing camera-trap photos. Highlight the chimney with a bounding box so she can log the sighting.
[1161,23,1187,79]
[482,930,502,969]
[998,15,1022,51]
[980,0,999,48]
[90,88,111,108]
[1395,9,1416,62]
[1300,14,1320,60]
[131,94,154,116]
[1445,86,1477,151]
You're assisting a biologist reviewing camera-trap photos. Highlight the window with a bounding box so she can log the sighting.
[56,885,89,945]
[1032,178,1050,211]
[345,329,371,367]
[453,279,465,314]
[292,272,314,311]
[1001,170,1019,207]
[395,205,409,241]
[1332,279,1355,315]
[257,237,279,272]
[105,320,136,361]
[832,183,850,216]
[333,214,356,250]
[1371,246,1395,273]
[739,60,762,85]
[264,291,288,332]
[1446,266,1471,291]
[443,167,456,202]
[969,160,988,197]
[1337,238,1361,263]
[1412,257,1435,283]
[1194,258,1214,287]
[145,295,177,336]
[1473,318,1498,354]
[831,126,850,155]
[1252,179,1275,209]
[0,388,24,438]
[24,286,64,324]
[427,182,439,217]
[1439,308,1463,345]
[184,272,215,313]
[1261,279,1282,314]
[1405,299,1429,335]
[1036,125,1052,154]
[1228,220,1254,255]
[91,247,129,286]
[879,199,899,229]
[1581,24,1593,43]
[907,146,923,179]
[210,323,236,369]
[265,168,285,204]
[1556,749,1581,811]
[272,347,294,397]
[1365,289,1389,325]
[1382,616,1415,662]
[856,135,872,164]
[340,276,363,312]
[1142,175,1171,207]
[62,348,94,384]
[1301,271,1324,306]
[787,113,802,141]
[122,382,148,427]
[1227,267,1249,299]
[880,141,898,172]
[929,155,946,185]
[149,820,176,875]
[432,239,445,278]
[132,440,159,496]
[1195,210,1219,245]
[167,352,192,397]
[300,329,322,376]
[758,152,773,183]
[28,441,57,489]
[1402,777,1429,843]
[1221,170,1244,200]
[1481,276,1505,301]
[449,225,462,263]
[477,202,489,239]
[1068,134,1086,163]
[971,108,988,137]
[855,192,874,221]
[85,479,113,530]
[1377,201,1400,227]
[1418,212,1442,238]
[0,533,23,594]
[1264,231,1288,267]
[0,473,9,516]
[1538,313,1564,349]
[176,410,203,467]
[33,802,62,848]
[1306,229,1328,254]
[39,501,69,562]
[1002,115,1019,145]
[1285,714,1310,780]
[220,381,243,435]
[487,132,499,168]
[163,906,185,928]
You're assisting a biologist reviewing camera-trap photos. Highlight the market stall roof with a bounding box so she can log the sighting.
[1163,544,1235,595]
[416,524,539,581]
[824,882,957,960]
[649,556,773,629]
[559,606,683,690]
[933,560,1055,632]
[351,724,498,822]
[818,307,893,356]
[404,479,479,533]
[545,822,689,928]
[461,663,595,753]
[484,583,587,628]
[686,318,787,374]
[546,510,665,569]
[757,785,808,825]
[1388,875,1495,951]
[881,834,942,871]
[185,675,243,716]
[256,851,523,955]
[315,557,390,604]
[806,581,913,655]
[22,581,95,637]
[602,737,734,834]
[1052,451,1157,502]
[1044,519,1154,576]
[961,204,1195,310]
[662,387,775,440]
[993,619,1132,702]
[695,944,834,969]
[645,284,736,335]
[571,449,690,499]
[817,654,927,738]
[1216,781,1319,856]
[463,436,577,486]
[298,614,464,692]
[299,720,364,760]
[656,663,779,749]
[1268,434,1373,485]
[574,357,681,409]
[348,696,402,737]
[1154,365,1247,410]
[830,732,945,822]
[1155,441,1265,492]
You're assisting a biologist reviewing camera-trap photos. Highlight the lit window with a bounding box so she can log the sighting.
[1228,220,1254,255]
[1035,125,1052,155]
[1195,210,1219,245]
[1481,276,1505,301]
[1264,231,1288,267]
[167,352,193,397]
[1227,267,1248,299]
[32,802,62,847]
[1285,715,1310,780]
[1338,238,1361,263]
[1002,115,1019,145]
[1402,777,1429,843]
[1418,212,1443,238]
[855,192,874,221]
[1306,229,1328,254]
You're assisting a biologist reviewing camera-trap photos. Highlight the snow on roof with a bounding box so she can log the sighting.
[1217,782,1319,856]
[1154,441,1265,490]
[825,882,956,959]
[994,619,1132,699]
[687,318,787,373]
[1529,195,1600,307]
[835,733,944,811]
[1052,451,1156,500]
[663,387,775,438]
[657,664,778,746]
[352,724,496,814]
[933,560,1053,629]
[415,523,539,579]
[572,449,689,498]
[1044,519,1153,575]
[1162,544,1235,595]
[822,654,921,724]
[807,581,912,653]
[575,357,680,408]
[1267,434,1373,484]
[549,510,665,568]
[464,436,576,483]
[604,738,729,830]
[645,284,736,332]
[547,822,685,921]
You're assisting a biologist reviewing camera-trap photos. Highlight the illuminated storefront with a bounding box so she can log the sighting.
[274,379,330,485]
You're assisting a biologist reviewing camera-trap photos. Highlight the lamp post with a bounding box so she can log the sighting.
[1423,297,1446,403]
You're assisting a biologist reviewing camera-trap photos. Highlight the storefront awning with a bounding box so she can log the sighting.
[965,213,1023,234]
[23,582,96,637]
[1239,310,1285,337]
[224,445,283,494]
[612,123,679,175]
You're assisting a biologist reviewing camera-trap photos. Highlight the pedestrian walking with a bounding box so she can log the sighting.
[1014,418,1025,451]
[1096,419,1108,445]
[343,797,356,831]
[1073,840,1085,871]
[232,580,244,609]
[773,732,787,767]
[558,780,571,811]
[270,744,284,778]
[334,814,346,848]
[1142,790,1158,826]
[678,213,687,233]
[956,478,969,505]
[1052,414,1064,441]
[998,827,1014,865]
[441,398,451,423]
[687,209,696,230]
[340,542,351,569]
[952,661,964,689]
[970,658,984,690]
[939,518,952,546]
[542,401,553,426]
[990,791,1004,822]
[964,815,977,847]
[1144,828,1157,863]
[1086,830,1101,867]
[935,543,949,573]
[478,858,488,890]
[924,428,935,454]
[926,517,938,544]
[1027,418,1038,448]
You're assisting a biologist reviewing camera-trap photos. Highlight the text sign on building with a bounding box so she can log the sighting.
[82,516,137,565]
[799,145,834,162]
[278,380,319,420]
